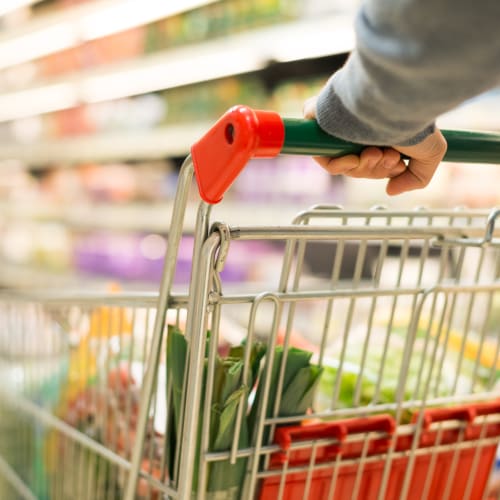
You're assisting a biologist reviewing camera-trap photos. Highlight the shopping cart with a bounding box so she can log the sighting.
[1,105,500,500]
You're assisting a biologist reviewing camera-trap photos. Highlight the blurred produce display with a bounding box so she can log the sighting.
[316,323,499,419]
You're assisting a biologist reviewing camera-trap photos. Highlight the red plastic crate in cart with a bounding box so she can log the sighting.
[259,401,500,500]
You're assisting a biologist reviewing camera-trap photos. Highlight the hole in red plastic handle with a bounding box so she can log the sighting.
[225,123,235,144]
[191,105,284,204]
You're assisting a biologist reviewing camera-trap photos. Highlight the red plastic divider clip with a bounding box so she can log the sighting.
[272,414,396,466]
[273,421,347,465]
[415,406,476,429]
[190,105,285,204]
[413,399,500,445]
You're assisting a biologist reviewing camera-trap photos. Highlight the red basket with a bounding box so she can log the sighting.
[259,401,500,500]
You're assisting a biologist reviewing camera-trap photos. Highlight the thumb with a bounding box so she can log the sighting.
[386,129,447,195]
[386,158,437,195]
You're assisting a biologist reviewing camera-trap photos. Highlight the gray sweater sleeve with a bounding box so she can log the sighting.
[316,0,500,146]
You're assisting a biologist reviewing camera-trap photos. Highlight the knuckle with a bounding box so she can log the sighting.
[431,134,448,159]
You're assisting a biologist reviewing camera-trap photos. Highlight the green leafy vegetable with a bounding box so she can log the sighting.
[166,328,321,499]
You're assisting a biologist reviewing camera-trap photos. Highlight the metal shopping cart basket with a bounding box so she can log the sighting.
[1,105,500,500]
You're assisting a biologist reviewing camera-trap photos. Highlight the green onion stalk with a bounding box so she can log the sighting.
[166,326,322,499]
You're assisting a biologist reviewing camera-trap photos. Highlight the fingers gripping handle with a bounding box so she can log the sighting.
[191,105,285,204]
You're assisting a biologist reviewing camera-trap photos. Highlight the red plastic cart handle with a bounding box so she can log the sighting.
[191,105,284,204]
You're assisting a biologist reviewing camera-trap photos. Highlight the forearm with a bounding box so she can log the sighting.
[316,0,500,145]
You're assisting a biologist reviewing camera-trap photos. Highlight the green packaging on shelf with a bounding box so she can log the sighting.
[162,76,267,125]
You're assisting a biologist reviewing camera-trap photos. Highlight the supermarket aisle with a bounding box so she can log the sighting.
[0,2,498,500]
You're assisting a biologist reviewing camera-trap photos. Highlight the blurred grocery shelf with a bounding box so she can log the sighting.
[0,0,217,69]
[0,199,307,232]
[0,13,354,122]
[0,258,115,289]
[0,122,211,163]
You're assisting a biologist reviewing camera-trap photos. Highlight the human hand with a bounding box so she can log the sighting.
[303,97,447,195]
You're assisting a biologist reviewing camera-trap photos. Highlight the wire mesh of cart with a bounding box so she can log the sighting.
[1,106,500,500]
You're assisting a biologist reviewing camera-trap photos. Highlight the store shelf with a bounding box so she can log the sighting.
[0,259,159,290]
[0,199,306,232]
[0,14,355,121]
[0,199,306,290]
[0,122,213,163]
[0,0,217,70]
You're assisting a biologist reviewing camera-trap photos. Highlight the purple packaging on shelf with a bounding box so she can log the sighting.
[73,232,275,284]
[73,232,164,282]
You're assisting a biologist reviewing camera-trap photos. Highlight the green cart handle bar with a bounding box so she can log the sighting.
[191,105,500,204]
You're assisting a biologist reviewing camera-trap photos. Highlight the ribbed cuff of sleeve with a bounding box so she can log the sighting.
[315,82,435,147]
[396,123,435,146]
